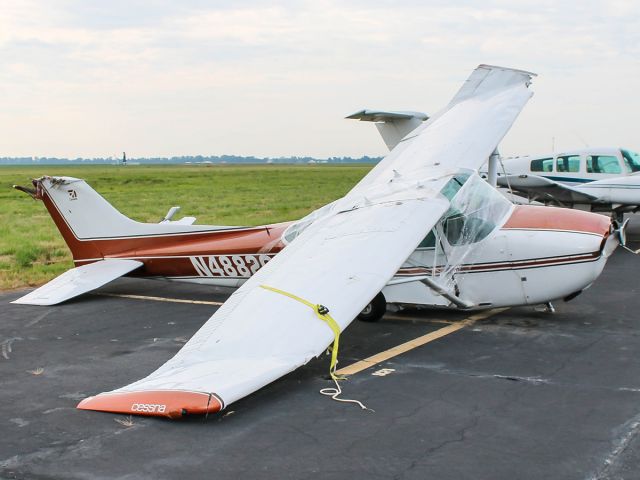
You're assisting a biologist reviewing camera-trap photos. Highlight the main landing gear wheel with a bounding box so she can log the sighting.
[357,292,387,322]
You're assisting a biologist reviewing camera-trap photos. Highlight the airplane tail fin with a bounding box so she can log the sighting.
[11,176,211,305]
[14,176,160,261]
[13,176,211,262]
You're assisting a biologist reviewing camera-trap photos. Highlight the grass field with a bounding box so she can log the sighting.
[0,164,372,290]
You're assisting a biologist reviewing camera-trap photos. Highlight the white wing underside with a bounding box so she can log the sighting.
[497,174,599,203]
[12,259,142,306]
[78,65,535,416]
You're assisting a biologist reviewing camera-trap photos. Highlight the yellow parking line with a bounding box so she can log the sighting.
[383,314,455,325]
[97,293,224,306]
[336,308,508,376]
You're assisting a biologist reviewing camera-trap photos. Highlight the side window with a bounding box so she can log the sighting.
[443,213,496,246]
[439,173,470,201]
[417,230,436,249]
[586,155,621,174]
[530,158,553,172]
[556,155,580,173]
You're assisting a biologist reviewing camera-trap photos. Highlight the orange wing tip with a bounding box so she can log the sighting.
[77,390,223,419]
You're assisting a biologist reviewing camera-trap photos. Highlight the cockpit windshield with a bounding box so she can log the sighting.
[438,172,512,246]
[433,173,513,289]
[622,150,640,173]
[411,172,514,293]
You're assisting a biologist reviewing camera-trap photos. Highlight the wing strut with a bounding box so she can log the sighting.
[420,277,474,309]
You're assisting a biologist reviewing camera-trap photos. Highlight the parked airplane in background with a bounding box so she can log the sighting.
[495,147,640,220]
[347,111,640,223]
[10,65,627,419]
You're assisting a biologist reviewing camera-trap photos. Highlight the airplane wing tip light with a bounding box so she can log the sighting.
[76,390,224,419]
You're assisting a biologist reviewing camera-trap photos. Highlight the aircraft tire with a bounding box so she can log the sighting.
[357,292,387,322]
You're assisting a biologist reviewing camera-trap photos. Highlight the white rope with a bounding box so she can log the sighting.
[319,375,374,412]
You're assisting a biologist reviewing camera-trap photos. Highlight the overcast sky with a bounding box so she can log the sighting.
[1,0,638,158]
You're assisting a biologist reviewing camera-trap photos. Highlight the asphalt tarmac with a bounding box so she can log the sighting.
[2,247,640,480]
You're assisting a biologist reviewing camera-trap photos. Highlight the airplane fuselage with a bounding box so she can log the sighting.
[37,177,615,310]
[498,147,640,209]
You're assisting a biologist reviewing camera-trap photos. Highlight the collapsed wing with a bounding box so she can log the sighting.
[12,259,142,306]
[78,65,535,418]
[497,174,599,204]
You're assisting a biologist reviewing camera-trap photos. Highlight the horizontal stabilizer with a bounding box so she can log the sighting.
[346,109,429,122]
[165,217,196,225]
[12,259,143,306]
[346,109,429,151]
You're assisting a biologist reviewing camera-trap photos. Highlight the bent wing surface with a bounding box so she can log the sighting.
[497,174,599,203]
[78,65,535,418]
[12,259,143,306]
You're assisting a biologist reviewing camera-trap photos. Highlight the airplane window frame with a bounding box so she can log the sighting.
[622,150,640,173]
[530,158,554,172]
[555,155,580,173]
[586,155,622,174]
[416,229,436,249]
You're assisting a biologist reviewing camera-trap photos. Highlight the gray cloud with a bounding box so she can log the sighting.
[0,0,638,157]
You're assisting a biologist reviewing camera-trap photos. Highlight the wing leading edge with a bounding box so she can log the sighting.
[78,65,535,418]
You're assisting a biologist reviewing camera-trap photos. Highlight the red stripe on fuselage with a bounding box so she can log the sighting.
[503,205,610,236]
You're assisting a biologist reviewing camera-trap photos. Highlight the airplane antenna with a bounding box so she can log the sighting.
[573,131,589,148]
[552,136,555,153]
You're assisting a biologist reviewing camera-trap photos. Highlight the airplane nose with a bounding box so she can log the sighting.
[610,217,635,256]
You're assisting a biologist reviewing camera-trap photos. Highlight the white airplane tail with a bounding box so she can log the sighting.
[12,175,224,265]
[36,176,148,240]
[21,176,213,242]
[11,175,220,305]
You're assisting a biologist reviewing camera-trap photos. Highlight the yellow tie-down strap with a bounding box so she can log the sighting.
[260,284,343,380]
[260,284,371,411]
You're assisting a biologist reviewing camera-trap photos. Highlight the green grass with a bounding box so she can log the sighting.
[0,164,372,290]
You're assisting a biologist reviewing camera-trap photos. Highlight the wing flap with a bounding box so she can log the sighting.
[12,259,143,306]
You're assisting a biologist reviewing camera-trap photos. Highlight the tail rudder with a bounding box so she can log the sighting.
[35,176,139,241]
[16,175,215,262]
[15,176,140,261]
